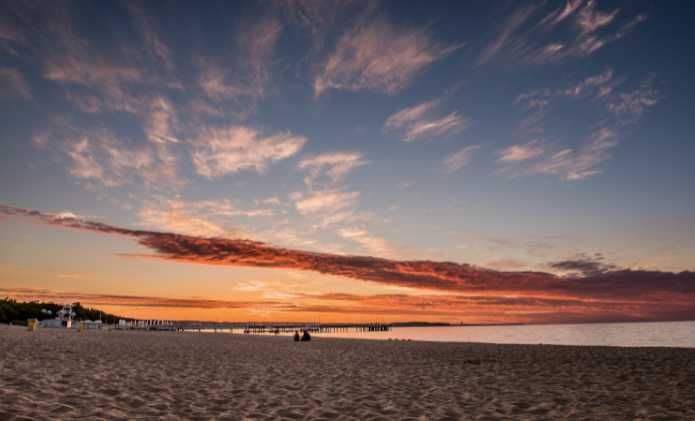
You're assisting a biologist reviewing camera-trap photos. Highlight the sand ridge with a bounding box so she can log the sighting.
[1,325,694,420]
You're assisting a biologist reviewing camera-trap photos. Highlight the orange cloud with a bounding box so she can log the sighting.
[2,203,694,323]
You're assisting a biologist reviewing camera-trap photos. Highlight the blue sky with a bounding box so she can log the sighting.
[0,0,693,322]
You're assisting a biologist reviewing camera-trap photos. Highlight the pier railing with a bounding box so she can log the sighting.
[112,320,391,333]
[238,322,391,334]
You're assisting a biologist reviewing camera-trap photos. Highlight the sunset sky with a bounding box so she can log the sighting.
[1,0,693,324]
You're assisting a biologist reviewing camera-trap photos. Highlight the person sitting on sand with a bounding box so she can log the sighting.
[293,331,300,342]
[301,329,311,342]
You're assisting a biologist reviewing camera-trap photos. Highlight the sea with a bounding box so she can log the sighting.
[315,320,695,348]
[190,320,695,347]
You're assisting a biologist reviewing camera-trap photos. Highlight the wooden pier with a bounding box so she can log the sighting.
[113,319,392,334]
[239,322,391,334]
[166,321,391,334]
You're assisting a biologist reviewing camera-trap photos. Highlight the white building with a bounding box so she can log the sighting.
[39,303,74,328]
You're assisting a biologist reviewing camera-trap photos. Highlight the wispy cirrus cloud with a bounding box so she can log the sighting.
[479,0,646,66]
[198,18,282,101]
[444,145,480,173]
[197,58,252,101]
[1,203,694,324]
[315,18,463,96]
[290,153,374,233]
[66,138,107,183]
[338,228,392,258]
[196,17,282,117]
[145,96,179,144]
[384,99,468,142]
[576,0,619,34]
[506,70,659,181]
[530,127,617,180]
[514,68,617,141]
[237,17,282,96]
[515,68,615,112]
[55,120,187,190]
[478,3,539,65]
[126,2,175,72]
[608,76,659,122]
[32,106,186,190]
[11,1,186,194]
[141,96,183,184]
[293,150,372,236]
[44,57,144,100]
[191,126,307,178]
[297,151,368,187]
[292,190,360,216]
[384,99,438,130]
[563,68,615,97]
[138,197,271,239]
[139,204,240,240]
[401,112,467,143]
[39,11,148,114]
[65,132,175,188]
[537,0,584,30]
[497,140,544,163]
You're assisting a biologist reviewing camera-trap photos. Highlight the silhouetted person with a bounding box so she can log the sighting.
[293,331,300,342]
[301,329,311,342]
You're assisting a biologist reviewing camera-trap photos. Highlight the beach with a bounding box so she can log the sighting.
[1,325,694,420]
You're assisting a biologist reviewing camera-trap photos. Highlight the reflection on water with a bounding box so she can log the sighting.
[315,321,695,348]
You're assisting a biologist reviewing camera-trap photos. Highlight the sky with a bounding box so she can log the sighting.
[1,0,694,324]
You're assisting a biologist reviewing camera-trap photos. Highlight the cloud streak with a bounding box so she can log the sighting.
[385,99,468,142]
[195,17,280,116]
[497,140,544,163]
[191,126,307,178]
[444,145,480,173]
[506,70,659,181]
[292,190,360,216]
[2,203,693,323]
[531,127,617,180]
[298,151,368,187]
[338,228,392,258]
[479,1,645,66]
[315,18,463,96]
[64,131,177,188]
[138,197,269,239]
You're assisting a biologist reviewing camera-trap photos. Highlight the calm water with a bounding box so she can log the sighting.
[312,321,695,348]
[190,321,695,347]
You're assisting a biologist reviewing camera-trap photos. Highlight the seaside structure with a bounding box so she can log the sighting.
[39,303,74,328]
[116,319,176,331]
[240,322,391,334]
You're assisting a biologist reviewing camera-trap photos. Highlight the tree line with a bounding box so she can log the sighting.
[0,298,127,325]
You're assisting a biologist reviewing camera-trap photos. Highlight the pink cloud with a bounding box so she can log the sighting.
[315,18,463,96]
[2,203,694,318]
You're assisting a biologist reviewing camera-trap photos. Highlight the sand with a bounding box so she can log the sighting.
[1,325,694,420]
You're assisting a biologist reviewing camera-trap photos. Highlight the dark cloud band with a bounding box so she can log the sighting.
[2,204,694,319]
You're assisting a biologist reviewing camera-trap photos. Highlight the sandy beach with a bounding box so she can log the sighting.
[1,325,694,420]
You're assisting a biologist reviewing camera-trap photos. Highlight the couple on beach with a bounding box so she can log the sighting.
[293,330,311,342]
